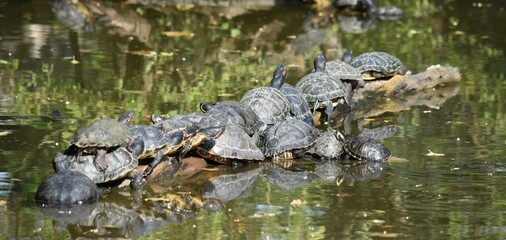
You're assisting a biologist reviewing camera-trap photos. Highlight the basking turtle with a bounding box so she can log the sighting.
[134,122,225,177]
[307,129,344,159]
[350,51,408,80]
[196,125,264,164]
[240,65,291,125]
[53,146,144,188]
[262,118,319,160]
[337,132,391,162]
[35,171,100,205]
[151,112,223,136]
[279,83,314,125]
[67,112,133,173]
[327,50,365,88]
[200,101,264,136]
[295,53,349,129]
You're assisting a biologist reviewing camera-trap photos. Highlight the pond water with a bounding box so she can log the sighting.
[0,0,506,239]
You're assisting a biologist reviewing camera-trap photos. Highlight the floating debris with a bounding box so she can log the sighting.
[162,31,195,38]
[426,149,445,157]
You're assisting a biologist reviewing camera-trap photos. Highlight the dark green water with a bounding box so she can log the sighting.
[0,0,505,238]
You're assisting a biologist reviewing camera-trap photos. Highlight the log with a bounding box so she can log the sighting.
[325,65,461,129]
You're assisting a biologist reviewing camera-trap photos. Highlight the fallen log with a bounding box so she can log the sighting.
[323,65,461,129]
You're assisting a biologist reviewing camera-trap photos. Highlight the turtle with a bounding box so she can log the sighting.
[295,53,349,129]
[337,131,391,162]
[151,112,223,135]
[195,125,264,164]
[35,171,100,205]
[279,83,314,125]
[134,121,225,177]
[326,49,365,106]
[200,100,264,136]
[350,51,408,80]
[53,146,144,188]
[240,65,291,125]
[67,111,133,173]
[307,129,344,159]
[261,118,319,160]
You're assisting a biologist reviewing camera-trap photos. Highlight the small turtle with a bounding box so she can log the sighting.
[262,118,319,160]
[350,51,408,80]
[196,125,264,164]
[35,171,100,205]
[240,65,291,125]
[307,129,344,159]
[53,146,144,188]
[295,53,349,129]
[67,112,133,173]
[200,101,264,136]
[337,132,391,162]
[327,49,365,89]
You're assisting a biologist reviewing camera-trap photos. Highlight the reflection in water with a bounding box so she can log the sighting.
[203,165,262,201]
[38,201,167,238]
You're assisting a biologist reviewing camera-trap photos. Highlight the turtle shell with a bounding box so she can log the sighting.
[68,114,132,149]
[279,83,313,125]
[129,125,184,159]
[326,59,364,86]
[295,71,346,109]
[152,112,223,136]
[196,125,264,163]
[54,147,138,184]
[350,51,408,80]
[262,118,319,159]
[201,101,262,136]
[307,129,343,159]
[240,86,291,125]
[343,136,391,162]
[34,171,99,205]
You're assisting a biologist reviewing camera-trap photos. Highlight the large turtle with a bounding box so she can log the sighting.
[240,65,291,125]
[196,125,264,164]
[35,171,100,205]
[295,53,349,129]
[200,100,264,136]
[262,118,319,160]
[337,132,391,162]
[67,112,133,173]
[350,51,408,80]
[307,129,344,159]
[53,146,144,188]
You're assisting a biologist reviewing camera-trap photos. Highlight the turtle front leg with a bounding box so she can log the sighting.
[344,82,354,108]
[324,100,334,130]
[93,148,109,172]
[143,148,166,178]
[129,169,145,189]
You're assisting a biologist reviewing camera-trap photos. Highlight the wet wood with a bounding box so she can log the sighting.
[328,65,462,128]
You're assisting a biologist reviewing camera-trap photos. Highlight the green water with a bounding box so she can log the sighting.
[0,0,505,238]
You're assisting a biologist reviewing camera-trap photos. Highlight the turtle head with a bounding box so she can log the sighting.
[314,53,326,72]
[342,49,353,64]
[118,111,133,125]
[268,64,287,89]
[199,102,215,113]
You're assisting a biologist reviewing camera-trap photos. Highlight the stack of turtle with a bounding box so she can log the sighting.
[36,50,406,205]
